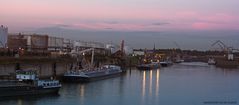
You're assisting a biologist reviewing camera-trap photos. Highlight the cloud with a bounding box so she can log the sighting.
[104,27,113,30]
[103,21,119,24]
[49,21,168,31]
[151,22,170,26]
[54,23,71,28]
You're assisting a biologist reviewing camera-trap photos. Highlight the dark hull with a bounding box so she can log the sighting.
[63,72,122,82]
[0,85,60,97]
[136,66,151,70]
[160,63,168,67]
[160,62,173,67]
[136,64,160,70]
[208,63,215,65]
[215,60,238,68]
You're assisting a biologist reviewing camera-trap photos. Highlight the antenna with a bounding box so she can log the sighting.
[173,41,180,49]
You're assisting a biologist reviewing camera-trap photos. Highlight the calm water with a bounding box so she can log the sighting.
[1,62,239,105]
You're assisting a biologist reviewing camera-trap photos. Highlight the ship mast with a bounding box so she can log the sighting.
[90,48,95,69]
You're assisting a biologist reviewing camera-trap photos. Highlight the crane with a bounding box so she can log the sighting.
[70,48,95,69]
[211,40,239,60]
[173,41,181,49]
[211,40,228,52]
[210,40,239,53]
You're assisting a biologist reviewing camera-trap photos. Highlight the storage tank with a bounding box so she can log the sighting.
[63,39,73,48]
[106,44,119,54]
[7,35,27,50]
[48,36,63,48]
[0,25,8,48]
[73,41,81,47]
[228,53,234,60]
[31,35,48,49]
[124,46,133,55]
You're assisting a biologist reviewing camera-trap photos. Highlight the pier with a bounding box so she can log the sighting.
[1,44,239,80]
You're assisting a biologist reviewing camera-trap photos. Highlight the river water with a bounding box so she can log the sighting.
[1,62,239,105]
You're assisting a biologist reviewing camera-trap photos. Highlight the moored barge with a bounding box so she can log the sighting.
[63,65,122,82]
[0,70,61,97]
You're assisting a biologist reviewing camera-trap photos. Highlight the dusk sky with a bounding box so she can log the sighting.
[1,0,239,50]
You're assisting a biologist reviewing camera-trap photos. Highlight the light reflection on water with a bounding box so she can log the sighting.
[142,70,146,98]
[0,62,239,105]
[156,70,160,98]
[141,69,160,103]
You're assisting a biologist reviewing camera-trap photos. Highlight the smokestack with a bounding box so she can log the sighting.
[153,43,155,52]
[121,40,124,56]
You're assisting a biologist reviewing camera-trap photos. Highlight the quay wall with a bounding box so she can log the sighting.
[0,57,74,79]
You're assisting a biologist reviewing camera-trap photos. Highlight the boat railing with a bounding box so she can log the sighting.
[38,80,61,88]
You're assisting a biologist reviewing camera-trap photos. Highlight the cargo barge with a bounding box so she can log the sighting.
[63,65,122,82]
[0,70,61,97]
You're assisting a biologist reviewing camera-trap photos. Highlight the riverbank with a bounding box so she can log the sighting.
[1,62,239,105]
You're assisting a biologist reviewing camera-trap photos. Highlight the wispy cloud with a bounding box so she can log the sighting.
[151,22,170,26]
[102,21,119,24]
[50,21,171,31]
[54,23,71,28]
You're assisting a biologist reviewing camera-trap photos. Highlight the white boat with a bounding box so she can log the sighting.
[208,58,216,65]
[175,55,184,63]
[160,60,173,67]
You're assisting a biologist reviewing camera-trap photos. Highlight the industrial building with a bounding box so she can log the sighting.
[2,24,131,58]
[8,33,48,52]
[0,25,8,48]
[6,33,116,57]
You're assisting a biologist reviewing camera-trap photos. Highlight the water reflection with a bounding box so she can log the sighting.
[156,69,160,97]
[79,84,85,105]
[1,63,239,105]
[79,85,85,97]
[141,69,161,99]
[0,94,60,105]
[142,71,146,97]
[149,70,153,96]
[17,99,23,105]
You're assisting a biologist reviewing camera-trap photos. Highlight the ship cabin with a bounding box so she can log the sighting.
[16,70,38,81]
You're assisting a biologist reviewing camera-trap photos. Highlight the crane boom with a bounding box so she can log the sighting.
[211,40,228,52]
[70,48,95,68]
[173,41,180,49]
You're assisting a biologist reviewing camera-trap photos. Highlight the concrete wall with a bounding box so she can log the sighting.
[0,62,71,79]
[0,64,15,76]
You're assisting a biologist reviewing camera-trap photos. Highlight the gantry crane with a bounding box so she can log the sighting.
[70,48,95,69]
[211,40,239,60]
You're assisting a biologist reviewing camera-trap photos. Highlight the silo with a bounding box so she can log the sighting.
[124,46,133,55]
[0,25,8,48]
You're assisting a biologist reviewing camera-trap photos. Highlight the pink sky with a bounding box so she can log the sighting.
[1,0,239,32]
